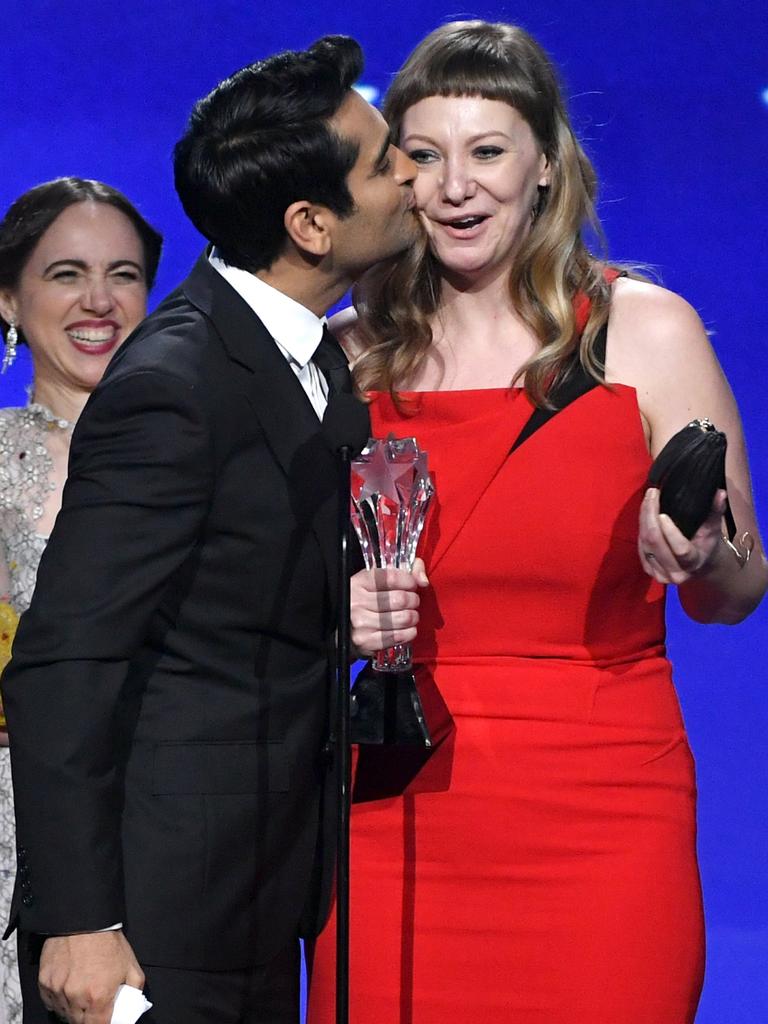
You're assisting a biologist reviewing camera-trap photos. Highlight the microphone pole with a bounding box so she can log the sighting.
[336,439,352,1024]
[322,395,369,1024]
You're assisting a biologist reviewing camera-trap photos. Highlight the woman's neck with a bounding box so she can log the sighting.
[433,269,533,349]
[403,271,540,392]
[30,379,90,425]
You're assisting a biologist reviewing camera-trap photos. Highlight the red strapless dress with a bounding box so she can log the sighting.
[307,384,704,1023]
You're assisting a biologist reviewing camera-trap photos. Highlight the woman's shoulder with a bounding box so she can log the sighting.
[610,276,703,333]
[605,276,737,457]
[606,276,715,383]
[328,307,366,363]
[0,406,29,436]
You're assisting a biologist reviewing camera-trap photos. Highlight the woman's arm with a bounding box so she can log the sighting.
[0,538,10,605]
[607,277,768,623]
[0,531,15,744]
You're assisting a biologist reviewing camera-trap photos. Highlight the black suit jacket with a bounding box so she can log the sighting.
[2,256,361,969]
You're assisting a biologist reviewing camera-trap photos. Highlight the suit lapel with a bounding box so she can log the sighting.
[181,255,347,606]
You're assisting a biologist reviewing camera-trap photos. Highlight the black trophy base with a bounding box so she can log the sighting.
[350,663,432,747]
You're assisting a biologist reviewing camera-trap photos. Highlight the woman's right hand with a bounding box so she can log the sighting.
[638,487,727,585]
[350,558,429,658]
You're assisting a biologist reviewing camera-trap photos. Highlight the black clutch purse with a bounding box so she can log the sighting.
[646,417,735,539]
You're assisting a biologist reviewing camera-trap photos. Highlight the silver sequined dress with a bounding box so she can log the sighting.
[0,403,67,1024]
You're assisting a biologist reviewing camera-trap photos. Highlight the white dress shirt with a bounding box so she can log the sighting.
[208,249,329,420]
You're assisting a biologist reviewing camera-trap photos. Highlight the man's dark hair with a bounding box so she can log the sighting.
[174,35,364,273]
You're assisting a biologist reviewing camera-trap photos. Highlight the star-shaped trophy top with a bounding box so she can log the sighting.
[353,434,420,505]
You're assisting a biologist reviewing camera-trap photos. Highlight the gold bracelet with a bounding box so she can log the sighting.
[722,531,754,569]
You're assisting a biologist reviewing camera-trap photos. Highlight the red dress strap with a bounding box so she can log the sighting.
[573,266,623,335]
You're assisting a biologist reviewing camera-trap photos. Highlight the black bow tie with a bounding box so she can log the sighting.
[312,326,352,397]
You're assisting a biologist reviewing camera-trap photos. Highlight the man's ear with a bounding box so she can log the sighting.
[284,200,333,257]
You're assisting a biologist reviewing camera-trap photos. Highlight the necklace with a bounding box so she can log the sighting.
[25,387,76,432]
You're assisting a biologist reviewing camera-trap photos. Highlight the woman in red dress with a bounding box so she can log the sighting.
[308,21,767,1023]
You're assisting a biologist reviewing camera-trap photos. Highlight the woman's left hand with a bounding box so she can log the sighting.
[638,487,726,585]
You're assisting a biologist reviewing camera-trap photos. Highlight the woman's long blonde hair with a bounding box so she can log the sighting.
[353,21,617,408]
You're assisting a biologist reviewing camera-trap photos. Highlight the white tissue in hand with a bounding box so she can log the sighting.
[110,984,152,1024]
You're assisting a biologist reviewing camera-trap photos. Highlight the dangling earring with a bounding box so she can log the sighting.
[2,321,18,374]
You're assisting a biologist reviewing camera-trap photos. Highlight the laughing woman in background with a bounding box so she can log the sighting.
[0,178,161,1023]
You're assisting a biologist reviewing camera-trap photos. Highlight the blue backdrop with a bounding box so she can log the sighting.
[2,2,766,1019]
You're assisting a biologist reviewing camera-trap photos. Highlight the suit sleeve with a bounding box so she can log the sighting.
[2,368,214,935]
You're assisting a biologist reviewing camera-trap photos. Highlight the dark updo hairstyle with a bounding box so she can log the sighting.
[0,177,163,339]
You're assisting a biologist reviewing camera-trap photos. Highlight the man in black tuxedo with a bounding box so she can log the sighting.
[2,36,423,1024]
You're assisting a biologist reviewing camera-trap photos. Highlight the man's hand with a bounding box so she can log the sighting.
[39,930,144,1024]
[350,558,429,657]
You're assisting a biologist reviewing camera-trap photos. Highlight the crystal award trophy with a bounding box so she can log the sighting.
[351,434,434,670]
[349,435,435,745]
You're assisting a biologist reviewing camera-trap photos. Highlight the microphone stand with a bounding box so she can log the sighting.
[322,392,369,1024]
[335,442,353,1024]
